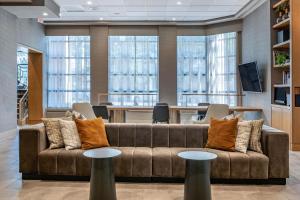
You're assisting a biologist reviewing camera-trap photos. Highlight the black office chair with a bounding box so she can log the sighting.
[197,103,210,120]
[92,105,110,120]
[156,102,168,106]
[153,105,170,123]
[99,102,113,106]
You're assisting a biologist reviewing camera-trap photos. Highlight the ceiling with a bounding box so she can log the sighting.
[47,0,254,22]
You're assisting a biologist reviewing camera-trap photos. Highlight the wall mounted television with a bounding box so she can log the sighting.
[238,62,263,92]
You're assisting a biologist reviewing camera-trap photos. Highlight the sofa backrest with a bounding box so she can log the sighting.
[105,123,209,148]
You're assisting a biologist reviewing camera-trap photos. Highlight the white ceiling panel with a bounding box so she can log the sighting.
[44,0,263,22]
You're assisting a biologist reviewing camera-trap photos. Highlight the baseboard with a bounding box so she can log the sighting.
[292,144,300,151]
[21,174,286,185]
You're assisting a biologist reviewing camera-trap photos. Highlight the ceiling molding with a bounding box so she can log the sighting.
[42,0,267,26]
[236,0,267,18]
[0,0,59,18]
[0,0,32,2]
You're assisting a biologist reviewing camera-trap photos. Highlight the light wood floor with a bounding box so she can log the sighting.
[1,129,300,200]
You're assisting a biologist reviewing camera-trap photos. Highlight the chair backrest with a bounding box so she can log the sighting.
[72,103,96,119]
[156,102,168,106]
[93,105,109,119]
[152,105,170,123]
[197,102,210,115]
[99,102,113,106]
[200,104,229,124]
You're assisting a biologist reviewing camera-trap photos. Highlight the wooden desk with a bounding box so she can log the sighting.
[107,106,263,123]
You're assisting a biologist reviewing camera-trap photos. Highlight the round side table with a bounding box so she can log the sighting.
[178,151,217,200]
[84,148,122,200]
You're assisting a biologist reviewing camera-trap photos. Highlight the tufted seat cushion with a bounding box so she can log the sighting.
[205,148,269,179]
[113,147,152,177]
[39,147,269,179]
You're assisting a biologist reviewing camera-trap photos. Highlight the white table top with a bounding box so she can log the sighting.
[83,148,122,159]
[178,151,217,161]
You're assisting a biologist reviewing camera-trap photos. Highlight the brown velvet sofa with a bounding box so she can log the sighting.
[19,123,289,184]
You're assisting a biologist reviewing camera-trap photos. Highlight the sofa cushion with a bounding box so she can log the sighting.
[135,124,152,147]
[152,148,172,177]
[152,125,169,147]
[169,125,186,147]
[113,147,134,177]
[186,125,208,148]
[204,148,231,179]
[105,123,119,146]
[205,148,269,179]
[119,124,136,147]
[132,147,152,177]
[247,151,269,179]
[113,147,152,177]
[39,149,62,175]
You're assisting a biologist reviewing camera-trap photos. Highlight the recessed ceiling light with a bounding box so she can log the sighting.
[99,17,104,20]
[86,1,93,5]
[176,1,182,5]
[172,17,176,21]
[43,12,48,16]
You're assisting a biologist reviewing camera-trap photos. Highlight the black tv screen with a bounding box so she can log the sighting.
[238,62,263,92]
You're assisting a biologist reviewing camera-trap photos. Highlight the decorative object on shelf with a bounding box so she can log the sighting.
[277,29,290,43]
[283,71,290,85]
[275,52,289,65]
[282,1,290,20]
[276,3,285,23]
[275,1,290,23]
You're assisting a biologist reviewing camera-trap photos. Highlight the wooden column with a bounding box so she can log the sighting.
[28,51,43,124]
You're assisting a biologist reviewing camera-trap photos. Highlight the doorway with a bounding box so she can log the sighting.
[17,45,43,125]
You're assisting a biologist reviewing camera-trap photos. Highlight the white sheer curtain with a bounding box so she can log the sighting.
[177,36,207,106]
[207,32,237,106]
[47,36,90,108]
[177,32,237,106]
[108,36,159,106]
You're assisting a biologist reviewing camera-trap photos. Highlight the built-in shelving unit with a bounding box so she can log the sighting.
[272,18,290,29]
[273,63,290,68]
[271,0,300,150]
[273,0,289,9]
[273,40,290,49]
[273,84,290,88]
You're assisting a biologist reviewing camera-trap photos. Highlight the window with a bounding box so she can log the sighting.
[108,36,159,106]
[47,36,90,108]
[177,32,237,106]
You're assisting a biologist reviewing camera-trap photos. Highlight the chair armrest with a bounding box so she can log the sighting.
[19,123,47,174]
[261,125,289,178]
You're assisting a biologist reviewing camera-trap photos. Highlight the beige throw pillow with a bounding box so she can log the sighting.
[42,118,64,149]
[59,120,81,150]
[235,121,252,153]
[248,119,264,153]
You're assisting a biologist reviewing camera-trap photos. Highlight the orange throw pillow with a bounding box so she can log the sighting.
[75,118,110,150]
[206,118,238,151]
